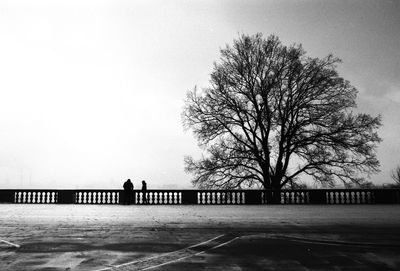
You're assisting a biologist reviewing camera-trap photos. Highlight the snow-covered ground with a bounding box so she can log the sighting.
[1,205,400,270]
[1,204,400,227]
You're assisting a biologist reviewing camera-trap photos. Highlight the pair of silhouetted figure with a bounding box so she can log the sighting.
[122,179,148,205]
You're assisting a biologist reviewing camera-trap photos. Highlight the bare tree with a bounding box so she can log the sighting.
[391,166,400,186]
[182,34,381,202]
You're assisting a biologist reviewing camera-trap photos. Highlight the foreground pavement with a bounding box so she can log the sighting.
[0,204,399,270]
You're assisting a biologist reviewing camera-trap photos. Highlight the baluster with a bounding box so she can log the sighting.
[361,191,365,204]
[36,192,40,203]
[110,192,114,204]
[287,191,291,204]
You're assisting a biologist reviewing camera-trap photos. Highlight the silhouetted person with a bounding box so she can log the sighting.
[141,180,148,204]
[123,179,133,205]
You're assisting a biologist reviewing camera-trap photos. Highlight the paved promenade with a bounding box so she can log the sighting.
[0,204,400,270]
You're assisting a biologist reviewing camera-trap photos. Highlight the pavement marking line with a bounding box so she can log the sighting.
[269,234,400,248]
[91,234,225,271]
[0,239,20,248]
[140,236,239,271]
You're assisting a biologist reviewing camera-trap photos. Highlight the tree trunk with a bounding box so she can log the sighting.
[271,178,282,204]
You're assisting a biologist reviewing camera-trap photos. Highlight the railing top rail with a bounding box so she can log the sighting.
[1,188,399,192]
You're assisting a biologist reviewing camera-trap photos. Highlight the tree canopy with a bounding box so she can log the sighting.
[182,33,381,195]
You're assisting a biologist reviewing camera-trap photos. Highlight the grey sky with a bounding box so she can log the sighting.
[0,0,399,189]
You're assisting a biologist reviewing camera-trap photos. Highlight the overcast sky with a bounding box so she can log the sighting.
[0,0,399,189]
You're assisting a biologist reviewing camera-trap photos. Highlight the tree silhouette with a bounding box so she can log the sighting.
[391,166,400,187]
[182,34,381,202]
